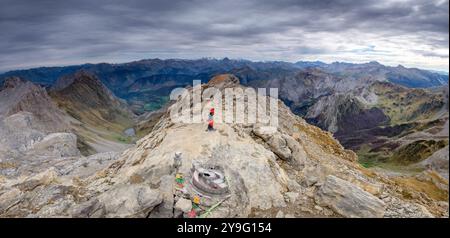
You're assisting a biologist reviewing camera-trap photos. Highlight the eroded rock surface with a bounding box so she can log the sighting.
[315,175,386,218]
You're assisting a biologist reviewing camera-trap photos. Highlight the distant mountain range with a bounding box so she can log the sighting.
[1,58,447,87]
[0,58,448,175]
[0,58,447,114]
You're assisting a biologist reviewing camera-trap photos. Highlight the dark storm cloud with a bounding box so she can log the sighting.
[0,0,448,71]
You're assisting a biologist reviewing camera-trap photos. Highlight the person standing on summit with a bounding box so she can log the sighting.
[207,107,215,131]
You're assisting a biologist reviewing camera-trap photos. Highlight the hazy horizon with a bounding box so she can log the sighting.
[0,57,448,75]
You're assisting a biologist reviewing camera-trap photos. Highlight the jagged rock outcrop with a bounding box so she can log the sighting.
[0,77,68,132]
[88,184,162,218]
[305,93,389,134]
[50,71,135,121]
[0,74,447,218]
[0,76,125,180]
[0,78,80,177]
[315,175,386,218]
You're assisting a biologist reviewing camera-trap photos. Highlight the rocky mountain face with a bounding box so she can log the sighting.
[0,77,76,178]
[49,71,137,154]
[300,78,448,173]
[231,65,448,169]
[0,77,68,133]
[0,75,133,180]
[50,71,135,122]
[0,74,447,218]
[249,68,379,115]
[304,81,446,139]
[305,93,389,134]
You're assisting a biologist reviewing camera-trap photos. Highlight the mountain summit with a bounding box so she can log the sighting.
[50,71,136,153]
[0,77,68,132]
[0,74,446,218]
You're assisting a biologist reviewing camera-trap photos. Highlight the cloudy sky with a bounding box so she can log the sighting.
[0,0,448,72]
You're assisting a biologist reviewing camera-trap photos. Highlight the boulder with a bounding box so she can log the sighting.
[175,198,192,213]
[97,184,162,218]
[148,175,175,218]
[253,126,291,160]
[31,133,80,157]
[315,175,386,218]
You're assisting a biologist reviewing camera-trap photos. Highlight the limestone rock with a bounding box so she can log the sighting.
[284,192,298,204]
[30,133,80,157]
[253,126,291,161]
[275,210,284,218]
[175,198,192,213]
[315,175,386,218]
[0,77,68,133]
[70,199,106,218]
[97,184,162,218]
[148,175,175,218]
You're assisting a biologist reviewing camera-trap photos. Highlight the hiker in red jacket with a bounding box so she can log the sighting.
[208,118,214,131]
[207,108,215,131]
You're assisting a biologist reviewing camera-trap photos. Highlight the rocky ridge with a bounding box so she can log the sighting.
[49,71,137,154]
[0,74,446,218]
